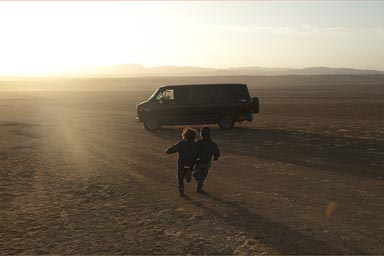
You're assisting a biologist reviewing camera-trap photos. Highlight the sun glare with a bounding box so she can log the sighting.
[0,2,186,76]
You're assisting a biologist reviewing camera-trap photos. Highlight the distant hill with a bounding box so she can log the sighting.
[56,64,384,77]
[1,64,384,78]
[224,66,384,76]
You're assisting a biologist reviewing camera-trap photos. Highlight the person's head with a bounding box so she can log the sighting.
[200,126,211,140]
[181,127,197,142]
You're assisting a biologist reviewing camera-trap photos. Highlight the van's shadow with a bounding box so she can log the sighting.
[153,126,383,179]
[183,191,366,255]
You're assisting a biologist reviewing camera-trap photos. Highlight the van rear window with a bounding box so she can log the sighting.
[190,87,212,102]
[212,85,250,102]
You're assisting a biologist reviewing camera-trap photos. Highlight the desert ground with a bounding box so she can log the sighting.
[1,75,383,255]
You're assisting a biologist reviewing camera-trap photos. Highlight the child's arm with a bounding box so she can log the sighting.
[166,141,182,154]
[213,142,220,161]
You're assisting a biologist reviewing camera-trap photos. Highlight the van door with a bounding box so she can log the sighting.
[173,87,192,123]
[210,85,232,118]
[152,87,194,124]
[188,86,215,122]
[152,88,178,123]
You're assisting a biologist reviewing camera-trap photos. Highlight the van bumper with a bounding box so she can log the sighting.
[236,114,253,122]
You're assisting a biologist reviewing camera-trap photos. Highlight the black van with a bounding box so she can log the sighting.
[136,83,259,131]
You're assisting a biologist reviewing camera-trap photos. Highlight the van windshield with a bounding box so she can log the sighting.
[148,88,161,101]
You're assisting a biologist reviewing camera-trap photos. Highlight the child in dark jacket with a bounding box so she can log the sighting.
[166,128,199,196]
[194,126,220,192]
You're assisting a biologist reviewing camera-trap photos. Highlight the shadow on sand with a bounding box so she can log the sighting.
[182,191,367,255]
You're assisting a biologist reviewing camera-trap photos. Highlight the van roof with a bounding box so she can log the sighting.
[160,83,247,89]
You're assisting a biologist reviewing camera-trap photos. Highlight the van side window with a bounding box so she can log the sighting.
[174,87,190,102]
[156,89,174,101]
[212,86,233,102]
[231,86,250,101]
[212,86,250,102]
[189,87,212,103]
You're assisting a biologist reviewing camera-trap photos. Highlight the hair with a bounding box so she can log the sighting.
[200,126,211,140]
[182,127,197,142]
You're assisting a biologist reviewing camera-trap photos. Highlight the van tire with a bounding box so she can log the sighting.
[218,115,235,129]
[143,116,161,132]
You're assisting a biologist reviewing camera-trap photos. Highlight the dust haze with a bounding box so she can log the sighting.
[1,75,383,254]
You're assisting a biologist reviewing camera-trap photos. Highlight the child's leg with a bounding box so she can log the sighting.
[185,166,192,183]
[177,167,185,195]
[201,168,209,184]
[197,167,209,192]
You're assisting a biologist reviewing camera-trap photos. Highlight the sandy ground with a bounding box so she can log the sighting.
[0,76,383,254]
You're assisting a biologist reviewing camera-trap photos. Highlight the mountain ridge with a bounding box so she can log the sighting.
[62,64,384,77]
[2,65,384,78]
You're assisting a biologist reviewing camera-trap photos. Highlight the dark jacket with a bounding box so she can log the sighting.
[196,139,220,163]
[166,140,199,168]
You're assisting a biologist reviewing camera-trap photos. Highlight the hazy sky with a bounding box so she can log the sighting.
[0,1,383,75]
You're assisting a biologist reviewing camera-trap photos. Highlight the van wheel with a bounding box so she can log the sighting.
[218,115,235,129]
[143,117,161,131]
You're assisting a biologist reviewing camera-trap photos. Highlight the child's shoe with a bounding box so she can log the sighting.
[179,187,185,196]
